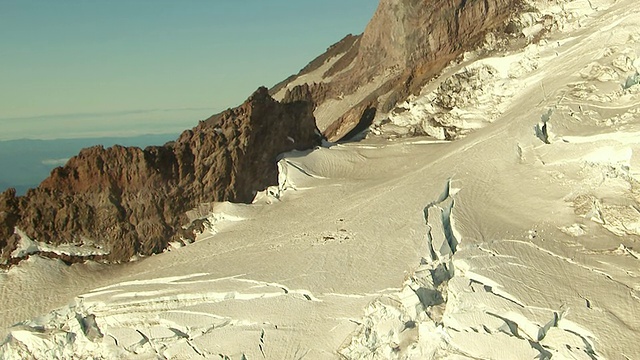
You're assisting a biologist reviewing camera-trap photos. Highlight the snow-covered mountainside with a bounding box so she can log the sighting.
[274,0,520,142]
[2,0,640,358]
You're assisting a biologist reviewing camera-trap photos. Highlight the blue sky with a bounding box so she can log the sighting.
[0,0,378,140]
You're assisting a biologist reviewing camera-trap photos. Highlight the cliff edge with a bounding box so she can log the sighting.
[0,88,320,263]
[273,0,521,141]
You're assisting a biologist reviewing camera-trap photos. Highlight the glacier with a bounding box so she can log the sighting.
[2,0,640,358]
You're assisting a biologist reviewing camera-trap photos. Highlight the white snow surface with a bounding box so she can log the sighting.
[2,0,640,359]
[9,229,109,259]
[382,0,639,141]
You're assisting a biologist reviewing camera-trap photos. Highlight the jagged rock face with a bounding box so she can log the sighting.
[0,189,19,258]
[282,83,330,109]
[278,0,519,142]
[353,0,514,84]
[1,87,320,263]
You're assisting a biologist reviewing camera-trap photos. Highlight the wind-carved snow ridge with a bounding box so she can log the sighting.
[253,152,326,204]
[252,157,296,204]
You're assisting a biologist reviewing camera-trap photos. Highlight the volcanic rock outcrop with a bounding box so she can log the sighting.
[0,87,320,263]
[273,0,521,141]
[0,0,525,264]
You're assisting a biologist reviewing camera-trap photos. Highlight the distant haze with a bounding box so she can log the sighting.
[0,134,180,194]
[0,108,211,141]
[0,0,378,141]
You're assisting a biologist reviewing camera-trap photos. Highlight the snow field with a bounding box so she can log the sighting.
[2,0,640,358]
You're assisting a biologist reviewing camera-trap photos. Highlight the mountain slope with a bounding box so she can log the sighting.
[2,0,640,358]
[273,0,522,142]
[0,88,320,264]
[0,0,525,267]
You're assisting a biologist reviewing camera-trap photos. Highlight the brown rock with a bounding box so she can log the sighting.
[1,0,526,264]
[275,0,521,142]
[2,87,320,263]
[0,188,20,260]
[324,101,378,142]
[282,83,331,109]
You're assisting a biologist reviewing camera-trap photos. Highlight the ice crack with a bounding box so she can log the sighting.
[339,179,461,359]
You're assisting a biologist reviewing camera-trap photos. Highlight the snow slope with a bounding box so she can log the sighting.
[2,0,640,358]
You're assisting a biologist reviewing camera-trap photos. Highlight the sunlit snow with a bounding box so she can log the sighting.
[2,0,640,358]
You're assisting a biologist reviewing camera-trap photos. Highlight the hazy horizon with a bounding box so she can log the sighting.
[0,0,378,141]
[0,133,181,195]
[0,107,210,141]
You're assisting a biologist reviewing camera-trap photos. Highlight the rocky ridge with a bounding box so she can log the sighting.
[274,0,524,141]
[0,87,320,264]
[1,0,527,265]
